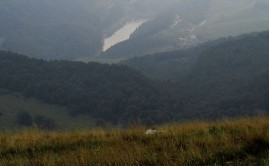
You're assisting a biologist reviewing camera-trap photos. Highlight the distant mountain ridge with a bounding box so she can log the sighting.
[1,0,269,60]
[102,0,269,59]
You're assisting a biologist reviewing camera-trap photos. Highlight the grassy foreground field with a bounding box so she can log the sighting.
[1,117,269,165]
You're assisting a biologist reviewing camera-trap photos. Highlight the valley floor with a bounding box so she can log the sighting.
[0,117,269,165]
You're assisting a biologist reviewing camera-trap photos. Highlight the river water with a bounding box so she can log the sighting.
[103,20,146,52]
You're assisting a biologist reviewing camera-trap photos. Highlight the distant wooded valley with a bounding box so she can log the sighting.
[0,0,269,130]
[1,29,269,130]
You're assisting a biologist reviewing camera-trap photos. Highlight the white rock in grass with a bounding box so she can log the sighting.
[145,129,158,135]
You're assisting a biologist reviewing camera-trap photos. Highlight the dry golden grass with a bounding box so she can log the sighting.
[1,116,269,165]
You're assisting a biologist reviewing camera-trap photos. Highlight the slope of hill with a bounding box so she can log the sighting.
[2,27,269,127]
[0,0,106,59]
[1,29,269,127]
[0,0,186,60]
[122,36,236,80]
[102,0,269,59]
[122,45,203,81]
[124,30,269,119]
[179,31,269,119]
[0,0,150,59]
[0,92,96,130]
[0,51,175,125]
[2,0,269,61]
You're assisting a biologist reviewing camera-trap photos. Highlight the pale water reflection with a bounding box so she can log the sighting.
[103,20,146,52]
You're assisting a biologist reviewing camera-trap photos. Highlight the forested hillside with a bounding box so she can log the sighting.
[1,29,269,127]
[124,30,269,119]
[0,51,175,125]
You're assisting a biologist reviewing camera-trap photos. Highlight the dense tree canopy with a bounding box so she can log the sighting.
[1,29,269,126]
[125,30,269,120]
[0,51,174,124]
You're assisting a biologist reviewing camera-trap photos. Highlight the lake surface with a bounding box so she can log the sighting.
[103,20,146,52]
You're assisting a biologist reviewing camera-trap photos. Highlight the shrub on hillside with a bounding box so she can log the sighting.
[33,115,56,130]
[95,119,106,128]
[0,89,10,95]
[16,111,33,126]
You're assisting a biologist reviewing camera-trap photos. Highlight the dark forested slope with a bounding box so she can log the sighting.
[0,51,174,125]
[125,30,269,119]
[1,29,269,125]
[123,37,232,80]
[180,31,269,118]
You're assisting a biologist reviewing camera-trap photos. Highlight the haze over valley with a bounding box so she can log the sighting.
[1,0,269,61]
[2,1,269,164]
[0,0,269,127]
